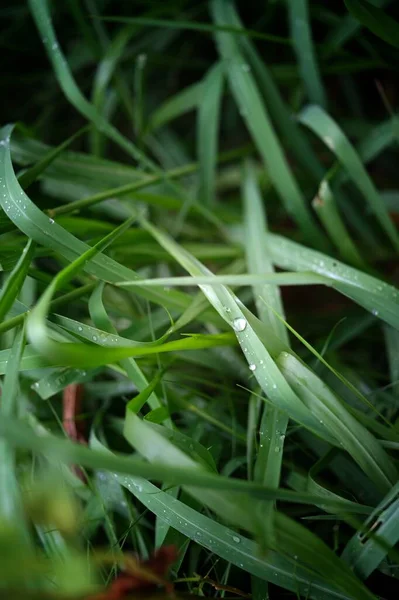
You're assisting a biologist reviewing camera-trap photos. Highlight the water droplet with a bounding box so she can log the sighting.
[232,535,240,543]
[372,309,379,316]
[78,326,83,331]
[232,317,247,332]
[272,383,277,389]
[224,306,231,313]
[249,364,256,371]
[274,446,280,453]
[92,335,98,342]
[49,218,54,224]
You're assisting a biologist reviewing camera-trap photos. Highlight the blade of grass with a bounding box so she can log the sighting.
[211,0,327,249]
[28,0,156,169]
[197,63,224,206]
[287,0,327,107]
[312,180,365,268]
[299,104,399,251]
[224,1,323,180]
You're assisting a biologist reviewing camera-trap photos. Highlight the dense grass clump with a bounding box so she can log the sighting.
[1,1,399,598]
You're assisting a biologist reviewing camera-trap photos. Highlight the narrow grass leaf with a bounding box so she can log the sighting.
[224,1,323,180]
[28,0,155,168]
[211,0,327,249]
[267,233,399,330]
[197,63,224,206]
[342,481,399,579]
[344,0,399,48]
[148,82,204,133]
[287,0,327,107]
[299,104,399,251]
[0,125,200,312]
[0,239,34,322]
[276,351,397,492]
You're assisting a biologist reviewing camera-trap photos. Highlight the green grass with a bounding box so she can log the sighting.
[1,0,399,598]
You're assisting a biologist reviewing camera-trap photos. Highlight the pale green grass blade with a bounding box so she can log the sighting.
[147,82,203,133]
[267,233,399,329]
[287,0,327,107]
[111,474,357,600]
[88,282,163,411]
[124,410,262,535]
[0,239,34,322]
[0,326,32,544]
[312,180,365,268]
[224,1,323,180]
[211,0,327,249]
[0,414,370,511]
[243,160,289,342]
[299,104,399,251]
[344,0,399,49]
[243,160,288,541]
[139,218,338,440]
[115,272,328,287]
[384,325,399,399]
[99,15,290,45]
[277,352,397,492]
[342,481,399,579]
[28,0,155,169]
[197,63,224,206]
[18,126,89,190]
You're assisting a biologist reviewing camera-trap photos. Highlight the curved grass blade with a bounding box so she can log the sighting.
[267,233,399,330]
[287,0,327,107]
[88,282,164,411]
[197,63,224,206]
[299,105,399,251]
[344,0,399,48]
[0,413,371,512]
[28,0,155,169]
[147,82,204,133]
[0,325,32,545]
[0,239,34,322]
[342,481,399,579]
[0,125,199,313]
[18,126,89,190]
[98,15,290,45]
[124,410,262,535]
[211,0,327,249]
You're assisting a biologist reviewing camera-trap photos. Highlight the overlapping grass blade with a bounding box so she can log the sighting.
[267,233,399,329]
[312,180,365,268]
[0,239,34,322]
[211,0,327,249]
[197,63,224,206]
[344,0,399,48]
[28,0,155,169]
[224,1,323,179]
[243,160,288,541]
[0,125,201,312]
[287,0,327,107]
[299,104,399,251]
